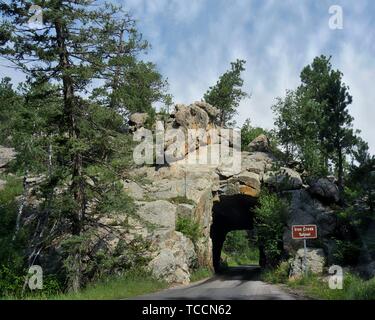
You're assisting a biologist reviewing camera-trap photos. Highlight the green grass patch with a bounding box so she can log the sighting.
[222,248,259,267]
[0,174,23,203]
[52,270,167,300]
[261,261,290,284]
[20,270,168,300]
[190,267,213,283]
[261,263,375,300]
[176,216,201,244]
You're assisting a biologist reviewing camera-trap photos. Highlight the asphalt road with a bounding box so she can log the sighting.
[134,266,300,300]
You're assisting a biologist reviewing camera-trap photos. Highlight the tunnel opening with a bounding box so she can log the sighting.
[222,230,259,267]
[210,194,260,273]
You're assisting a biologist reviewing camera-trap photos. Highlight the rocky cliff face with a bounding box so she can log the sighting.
[120,102,349,282]
[0,102,368,284]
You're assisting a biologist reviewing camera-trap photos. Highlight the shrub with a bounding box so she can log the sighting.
[332,239,361,266]
[190,267,213,282]
[254,191,289,267]
[346,275,375,300]
[261,261,290,284]
[176,216,201,244]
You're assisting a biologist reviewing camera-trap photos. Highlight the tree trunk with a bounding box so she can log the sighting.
[54,18,85,236]
[12,170,28,241]
[337,147,344,196]
[54,13,84,292]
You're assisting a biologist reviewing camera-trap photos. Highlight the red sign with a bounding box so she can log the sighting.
[292,225,318,239]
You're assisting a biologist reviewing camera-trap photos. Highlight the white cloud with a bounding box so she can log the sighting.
[2,0,374,153]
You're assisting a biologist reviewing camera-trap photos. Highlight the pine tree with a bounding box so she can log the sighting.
[204,59,249,127]
[299,56,357,193]
[0,0,145,291]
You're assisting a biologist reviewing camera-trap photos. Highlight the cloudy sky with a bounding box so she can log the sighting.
[122,0,375,153]
[1,0,374,153]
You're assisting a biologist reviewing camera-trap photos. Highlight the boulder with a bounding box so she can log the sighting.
[122,180,145,200]
[227,171,261,197]
[0,146,16,169]
[289,248,325,278]
[176,203,195,218]
[136,200,177,231]
[264,167,303,190]
[129,113,148,129]
[233,171,261,189]
[193,101,219,120]
[149,231,196,284]
[174,104,209,130]
[309,178,340,203]
[247,151,275,164]
[241,157,267,174]
[248,134,270,152]
[145,179,184,200]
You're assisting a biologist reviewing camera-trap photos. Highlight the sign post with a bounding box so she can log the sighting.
[292,225,318,276]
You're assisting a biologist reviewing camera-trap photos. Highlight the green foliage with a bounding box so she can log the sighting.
[261,261,290,284]
[96,182,136,215]
[347,150,375,212]
[0,264,63,299]
[272,56,360,189]
[190,267,213,283]
[240,119,268,150]
[204,59,249,127]
[222,230,259,266]
[176,216,202,244]
[223,230,250,255]
[0,265,26,298]
[0,0,173,293]
[54,269,167,300]
[0,175,29,298]
[288,273,375,300]
[272,90,328,177]
[25,269,167,300]
[254,191,289,267]
[332,239,361,266]
[95,59,169,117]
[60,231,151,292]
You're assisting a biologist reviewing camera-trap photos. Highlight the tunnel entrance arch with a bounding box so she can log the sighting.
[210,193,261,273]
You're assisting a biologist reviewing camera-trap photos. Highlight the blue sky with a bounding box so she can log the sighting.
[122,0,375,153]
[1,0,374,153]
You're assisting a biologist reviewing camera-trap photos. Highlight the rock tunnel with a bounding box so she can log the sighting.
[210,193,259,273]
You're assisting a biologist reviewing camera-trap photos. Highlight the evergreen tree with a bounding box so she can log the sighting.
[0,0,145,291]
[273,56,358,193]
[93,59,169,117]
[299,55,357,193]
[204,59,249,127]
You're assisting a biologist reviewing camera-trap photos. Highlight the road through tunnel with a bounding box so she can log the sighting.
[210,194,259,273]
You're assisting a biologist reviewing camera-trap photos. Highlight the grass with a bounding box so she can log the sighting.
[52,271,168,300]
[5,270,169,300]
[222,246,260,267]
[2,266,214,300]
[176,216,202,244]
[261,262,375,300]
[190,267,213,283]
[0,174,23,203]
